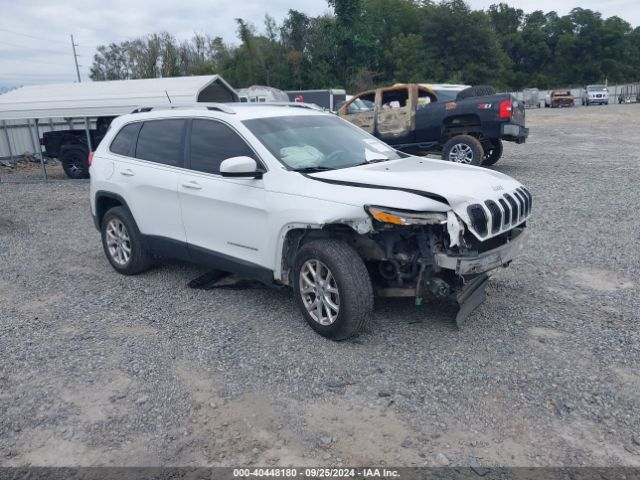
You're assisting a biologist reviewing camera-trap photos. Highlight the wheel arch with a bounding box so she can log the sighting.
[94,191,135,231]
[441,114,482,140]
[276,222,372,285]
[60,143,89,157]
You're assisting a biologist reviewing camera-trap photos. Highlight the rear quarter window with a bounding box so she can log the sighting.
[135,119,186,166]
[109,123,140,156]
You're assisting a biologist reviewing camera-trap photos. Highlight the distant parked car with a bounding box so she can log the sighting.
[549,90,575,108]
[419,83,471,102]
[581,85,609,106]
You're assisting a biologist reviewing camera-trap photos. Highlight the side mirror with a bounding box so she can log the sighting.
[219,156,264,179]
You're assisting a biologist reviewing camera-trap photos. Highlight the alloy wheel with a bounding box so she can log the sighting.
[299,259,340,325]
[106,218,131,266]
[449,143,474,164]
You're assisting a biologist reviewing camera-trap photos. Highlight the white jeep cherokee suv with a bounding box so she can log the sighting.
[90,103,532,340]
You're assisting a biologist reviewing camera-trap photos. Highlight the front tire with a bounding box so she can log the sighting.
[442,134,484,166]
[101,206,153,275]
[293,239,373,340]
[482,139,503,166]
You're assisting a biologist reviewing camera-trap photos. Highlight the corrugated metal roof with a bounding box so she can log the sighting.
[0,75,238,120]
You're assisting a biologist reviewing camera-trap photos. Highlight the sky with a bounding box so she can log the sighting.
[1,0,638,89]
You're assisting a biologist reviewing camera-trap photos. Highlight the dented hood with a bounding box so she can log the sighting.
[309,156,528,239]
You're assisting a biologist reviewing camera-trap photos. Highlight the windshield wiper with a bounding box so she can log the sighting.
[350,158,389,167]
[292,166,335,173]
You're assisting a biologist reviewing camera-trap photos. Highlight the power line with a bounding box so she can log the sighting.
[0,27,93,50]
[0,39,71,55]
[1,57,77,67]
[0,27,70,46]
[0,73,79,77]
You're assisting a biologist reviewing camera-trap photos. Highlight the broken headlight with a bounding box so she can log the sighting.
[365,206,447,226]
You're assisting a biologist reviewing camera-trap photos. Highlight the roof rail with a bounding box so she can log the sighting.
[129,101,326,115]
[237,102,325,111]
[130,102,236,114]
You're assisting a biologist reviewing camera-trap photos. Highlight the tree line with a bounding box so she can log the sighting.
[89,0,640,92]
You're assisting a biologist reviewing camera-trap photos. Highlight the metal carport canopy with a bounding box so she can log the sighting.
[0,75,238,120]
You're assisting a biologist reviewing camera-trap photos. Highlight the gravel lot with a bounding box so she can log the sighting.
[1,104,639,468]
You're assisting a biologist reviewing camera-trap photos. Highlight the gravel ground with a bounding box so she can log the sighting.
[1,104,639,468]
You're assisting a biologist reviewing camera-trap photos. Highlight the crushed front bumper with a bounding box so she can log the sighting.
[455,273,489,328]
[434,229,529,276]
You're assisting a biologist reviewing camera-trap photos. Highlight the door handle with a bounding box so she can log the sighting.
[181,181,202,190]
[119,168,135,177]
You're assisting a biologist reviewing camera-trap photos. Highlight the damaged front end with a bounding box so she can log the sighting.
[354,206,528,327]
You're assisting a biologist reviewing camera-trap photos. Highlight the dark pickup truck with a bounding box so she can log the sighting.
[42,117,114,178]
[338,83,528,166]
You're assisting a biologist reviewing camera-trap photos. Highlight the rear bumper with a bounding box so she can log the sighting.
[501,123,529,144]
[434,228,529,275]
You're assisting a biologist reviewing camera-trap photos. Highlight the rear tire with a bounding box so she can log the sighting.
[101,206,153,275]
[482,139,503,166]
[61,147,89,179]
[293,239,373,340]
[455,85,496,100]
[442,135,484,166]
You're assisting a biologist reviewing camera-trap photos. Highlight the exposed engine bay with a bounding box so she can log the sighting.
[294,215,528,327]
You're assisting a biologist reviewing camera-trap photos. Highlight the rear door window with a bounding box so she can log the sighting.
[135,119,186,167]
[188,119,256,175]
[109,123,140,156]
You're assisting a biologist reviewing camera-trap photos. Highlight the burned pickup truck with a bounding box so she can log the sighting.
[338,83,528,166]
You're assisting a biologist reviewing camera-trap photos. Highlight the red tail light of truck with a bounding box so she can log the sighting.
[499,100,513,120]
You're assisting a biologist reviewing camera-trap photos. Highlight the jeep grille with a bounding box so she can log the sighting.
[467,188,532,238]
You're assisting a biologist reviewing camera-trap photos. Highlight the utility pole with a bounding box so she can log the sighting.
[70,34,81,82]
[70,34,93,152]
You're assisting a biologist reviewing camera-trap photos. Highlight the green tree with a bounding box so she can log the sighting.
[89,1,640,92]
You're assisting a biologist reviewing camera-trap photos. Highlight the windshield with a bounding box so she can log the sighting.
[588,86,607,91]
[243,115,403,171]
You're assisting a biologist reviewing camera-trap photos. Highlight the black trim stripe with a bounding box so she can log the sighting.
[302,174,450,206]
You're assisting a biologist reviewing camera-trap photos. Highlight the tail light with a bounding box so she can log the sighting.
[39,138,45,145]
[88,151,94,166]
[499,100,513,120]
